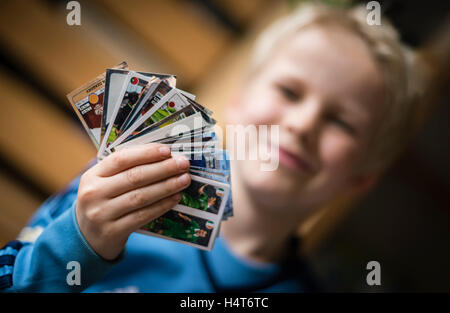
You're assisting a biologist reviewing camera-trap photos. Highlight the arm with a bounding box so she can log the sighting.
[0,174,122,292]
[1,144,191,292]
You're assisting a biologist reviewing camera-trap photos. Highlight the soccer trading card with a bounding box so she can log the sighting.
[185,149,230,171]
[136,109,216,144]
[122,89,196,142]
[109,89,210,152]
[188,169,233,221]
[101,69,176,143]
[133,94,197,137]
[111,112,213,152]
[67,61,128,147]
[158,130,217,145]
[176,175,229,217]
[138,210,217,251]
[128,104,200,143]
[188,157,233,221]
[101,69,129,142]
[106,82,176,150]
[99,72,153,156]
[188,168,228,183]
[168,140,220,155]
[121,78,176,133]
[115,76,159,135]
[154,127,215,144]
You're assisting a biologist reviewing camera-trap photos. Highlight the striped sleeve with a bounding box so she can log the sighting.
[0,241,27,289]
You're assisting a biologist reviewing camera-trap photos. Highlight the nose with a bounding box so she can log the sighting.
[283,97,322,148]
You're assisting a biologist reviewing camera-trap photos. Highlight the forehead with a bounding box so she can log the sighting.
[262,25,386,119]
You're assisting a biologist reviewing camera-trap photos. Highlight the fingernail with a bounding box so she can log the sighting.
[159,146,170,156]
[177,173,190,187]
[176,156,189,170]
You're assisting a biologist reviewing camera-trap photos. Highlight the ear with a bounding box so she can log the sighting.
[345,172,380,198]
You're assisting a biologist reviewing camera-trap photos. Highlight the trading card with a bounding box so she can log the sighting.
[67,61,128,148]
[129,107,216,145]
[187,172,233,221]
[189,168,228,183]
[107,82,178,149]
[117,76,161,134]
[131,102,198,139]
[123,89,196,142]
[111,112,214,152]
[154,126,215,144]
[158,130,217,145]
[132,97,197,136]
[101,68,176,143]
[189,166,230,178]
[168,140,220,155]
[109,92,209,152]
[120,79,175,134]
[188,160,233,221]
[185,149,230,171]
[191,170,233,221]
[138,210,218,251]
[99,72,153,156]
[176,174,229,218]
[172,130,216,143]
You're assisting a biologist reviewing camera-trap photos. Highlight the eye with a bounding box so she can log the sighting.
[276,84,300,102]
[325,113,356,135]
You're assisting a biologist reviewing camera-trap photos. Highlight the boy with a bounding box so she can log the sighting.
[0,3,422,292]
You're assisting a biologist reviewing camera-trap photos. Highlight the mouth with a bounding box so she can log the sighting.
[277,146,314,173]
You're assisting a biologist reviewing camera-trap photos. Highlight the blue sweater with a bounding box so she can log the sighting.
[0,175,317,293]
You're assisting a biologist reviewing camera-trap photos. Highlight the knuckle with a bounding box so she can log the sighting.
[85,207,102,224]
[129,190,147,208]
[135,208,149,224]
[125,166,144,186]
[111,151,126,169]
[78,182,98,203]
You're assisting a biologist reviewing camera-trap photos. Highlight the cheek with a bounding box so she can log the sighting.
[319,131,362,177]
[237,85,283,126]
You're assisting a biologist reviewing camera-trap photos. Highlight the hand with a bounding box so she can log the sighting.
[76,144,191,260]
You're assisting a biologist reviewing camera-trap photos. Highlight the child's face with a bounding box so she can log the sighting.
[227,25,386,213]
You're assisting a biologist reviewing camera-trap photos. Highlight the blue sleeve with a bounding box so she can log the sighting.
[0,173,125,292]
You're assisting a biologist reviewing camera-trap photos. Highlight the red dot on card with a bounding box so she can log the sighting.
[131,77,138,85]
[169,101,175,108]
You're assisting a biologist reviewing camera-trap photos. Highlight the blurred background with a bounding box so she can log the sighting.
[0,0,449,291]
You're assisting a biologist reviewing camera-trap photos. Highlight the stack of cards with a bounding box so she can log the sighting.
[67,62,233,251]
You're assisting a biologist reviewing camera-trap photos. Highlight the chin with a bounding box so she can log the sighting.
[237,159,310,207]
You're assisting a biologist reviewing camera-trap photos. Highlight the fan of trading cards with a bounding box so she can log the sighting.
[67,62,232,251]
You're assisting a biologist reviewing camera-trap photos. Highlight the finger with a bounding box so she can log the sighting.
[105,154,190,197]
[94,144,172,177]
[115,193,182,235]
[106,173,191,219]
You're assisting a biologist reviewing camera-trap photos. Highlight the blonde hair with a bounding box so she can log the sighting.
[251,2,424,173]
